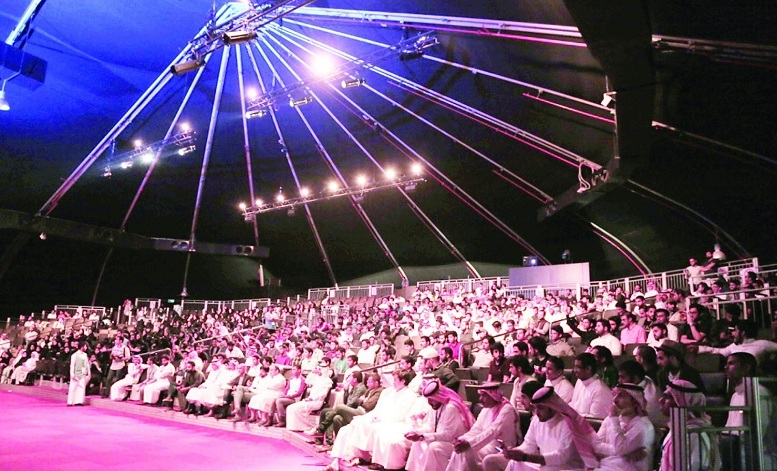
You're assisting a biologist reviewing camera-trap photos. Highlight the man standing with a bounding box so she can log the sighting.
[446,382,520,471]
[569,353,611,418]
[68,342,90,406]
[406,380,475,471]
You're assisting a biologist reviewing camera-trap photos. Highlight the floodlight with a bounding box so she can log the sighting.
[289,96,313,107]
[180,122,191,132]
[327,181,339,192]
[411,163,423,176]
[385,168,397,180]
[276,193,285,202]
[300,188,310,197]
[171,58,205,75]
[0,90,9,112]
[287,207,296,217]
[178,145,196,156]
[134,139,143,148]
[102,166,112,178]
[239,202,247,210]
[255,199,263,206]
[222,31,257,45]
[246,109,268,119]
[246,88,258,99]
[139,152,154,164]
[312,55,335,76]
[341,78,365,89]
[120,161,133,169]
[356,175,368,186]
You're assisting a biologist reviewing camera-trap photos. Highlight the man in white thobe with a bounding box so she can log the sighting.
[142,355,175,404]
[503,387,588,471]
[110,355,143,400]
[326,369,418,470]
[286,363,334,431]
[569,353,610,418]
[406,380,475,471]
[67,342,89,406]
[543,357,573,404]
[446,382,520,471]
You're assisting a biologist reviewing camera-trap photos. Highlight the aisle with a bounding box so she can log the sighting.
[0,390,323,471]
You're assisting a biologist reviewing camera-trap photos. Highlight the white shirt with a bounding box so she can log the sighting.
[590,333,623,356]
[570,376,611,418]
[514,414,584,469]
[462,401,520,451]
[545,374,575,403]
[699,338,777,365]
[595,415,656,471]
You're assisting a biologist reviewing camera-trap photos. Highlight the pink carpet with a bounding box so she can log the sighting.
[0,390,326,471]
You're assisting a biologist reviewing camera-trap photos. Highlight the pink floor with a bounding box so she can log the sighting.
[0,390,326,471]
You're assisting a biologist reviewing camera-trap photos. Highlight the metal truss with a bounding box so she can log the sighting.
[245,31,437,111]
[241,176,425,216]
[183,0,319,61]
[102,130,196,174]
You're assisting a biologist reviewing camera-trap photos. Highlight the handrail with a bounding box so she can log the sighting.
[360,358,402,373]
[136,325,268,358]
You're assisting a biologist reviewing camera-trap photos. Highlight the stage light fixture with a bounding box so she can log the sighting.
[385,168,397,180]
[0,90,9,112]
[139,152,155,164]
[178,145,196,156]
[239,202,247,210]
[255,199,263,206]
[120,161,133,169]
[287,207,296,217]
[102,166,112,178]
[300,188,310,197]
[399,50,424,62]
[171,58,205,76]
[411,163,423,176]
[600,92,615,107]
[356,175,368,187]
[327,181,339,192]
[712,243,727,261]
[289,96,313,107]
[245,109,268,119]
[353,194,364,203]
[180,122,191,132]
[341,78,365,89]
[134,139,143,148]
[222,30,257,45]
[276,193,285,203]
[246,88,258,99]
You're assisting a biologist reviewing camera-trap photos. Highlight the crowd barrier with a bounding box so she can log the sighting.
[307,283,395,301]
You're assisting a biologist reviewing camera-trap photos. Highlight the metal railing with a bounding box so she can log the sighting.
[687,288,776,328]
[423,258,760,304]
[671,376,775,471]
[180,298,272,313]
[416,276,510,295]
[307,283,395,301]
[53,304,107,318]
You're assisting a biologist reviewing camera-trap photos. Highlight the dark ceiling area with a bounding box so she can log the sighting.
[0,0,775,316]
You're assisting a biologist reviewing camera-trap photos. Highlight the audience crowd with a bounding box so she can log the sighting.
[2,257,777,471]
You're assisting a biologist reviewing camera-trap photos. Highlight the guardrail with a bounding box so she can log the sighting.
[53,304,107,318]
[419,258,760,302]
[672,376,773,471]
[180,298,272,313]
[307,283,395,301]
[416,276,510,295]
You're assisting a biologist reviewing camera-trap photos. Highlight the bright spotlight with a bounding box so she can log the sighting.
[239,202,247,210]
[180,122,191,132]
[276,193,285,202]
[312,55,336,76]
[411,163,423,176]
[255,199,263,206]
[341,78,365,89]
[385,168,397,180]
[120,161,133,169]
[178,145,196,156]
[245,109,268,119]
[289,96,313,108]
[140,152,154,164]
[170,58,205,76]
[327,181,339,192]
[300,187,310,197]
[246,88,258,99]
[134,139,143,149]
[356,175,367,186]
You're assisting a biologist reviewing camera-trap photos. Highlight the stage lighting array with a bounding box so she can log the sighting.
[245,31,437,114]
[239,164,425,217]
[101,126,196,177]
